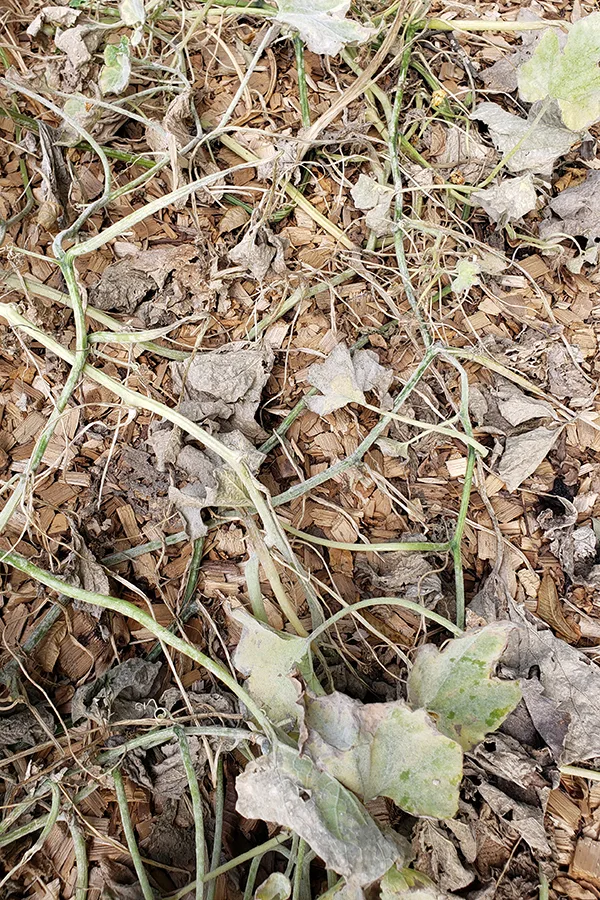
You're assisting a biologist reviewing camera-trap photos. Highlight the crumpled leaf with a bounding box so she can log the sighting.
[540,170,600,244]
[413,821,474,893]
[504,617,600,763]
[305,342,392,416]
[165,431,265,540]
[37,121,71,229]
[89,244,213,323]
[472,102,578,175]
[254,873,292,900]
[472,174,537,224]
[99,36,131,95]
[302,692,463,818]
[358,543,442,609]
[120,0,145,45]
[408,625,521,750]
[546,343,595,405]
[497,424,562,491]
[231,608,313,727]
[236,743,399,891]
[476,781,551,854]
[434,124,495,183]
[229,225,287,280]
[518,13,600,131]
[0,706,54,747]
[170,342,275,439]
[451,259,480,294]
[27,6,80,38]
[493,378,557,427]
[274,0,375,57]
[350,174,394,237]
[71,659,161,723]
[54,23,105,68]
[62,529,111,619]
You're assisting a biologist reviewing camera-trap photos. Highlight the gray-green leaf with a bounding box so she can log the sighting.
[231,608,315,727]
[99,37,131,95]
[275,0,375,56]
[407,625,521,750]
[303,692,462,818]
[518,14,600,131]
[235,743,399,889]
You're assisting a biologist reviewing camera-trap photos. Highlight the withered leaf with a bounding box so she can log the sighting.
[72,659,161,723]
[236,743,399,891]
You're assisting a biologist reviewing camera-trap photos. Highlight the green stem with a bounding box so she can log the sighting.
[292,838,308,900]
[282,522,450,554]
[113,770,155,900]
[176,730,206,900]
[294,35,311,128]
[206,757,225,900]
[306,596,462,647]
[67,815,89,900]
[168,834,291,900]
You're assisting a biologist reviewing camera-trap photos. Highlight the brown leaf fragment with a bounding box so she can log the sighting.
[0,706,54,747]
[536,571,580,643]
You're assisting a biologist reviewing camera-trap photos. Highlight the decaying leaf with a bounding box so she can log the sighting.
[231,607,313,727]
[350,174,395,237]
[540,170,600,245]
[100,859,147,900]
[305,342,392,416]
[303,692,463,818]
[472,174,537,225]
[434,124,495,183]
[37,121,71,229]
[408,625,521,750]
[497,425,562,491]
[413,821,474,893]
[89,244,211,320]
[99,36,131,95]
[54,23,106,68]
[236,743,399,890]
[451,259,480,294]
[0,706,54,747]
[274,0,375,57]
[480,9,544,92]
[228,225,287,280]
[27,6,80,38]
[472,102,577,175]
[518,13,600,131]
[71,659,161,723]
[476,781,551,855]
[504,617,600,763]
[170,342,275,439]
[62,529,111,618]
[493,379,557,427]
[166,431,265,540]
[358,544,442,609]
[546,344,595,405]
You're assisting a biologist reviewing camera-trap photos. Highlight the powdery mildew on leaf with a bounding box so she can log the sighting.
[303,692,463,818]
[275,0,375,56]
[235,743,399,890]
[407,625,521,750]
[518,13,600,131]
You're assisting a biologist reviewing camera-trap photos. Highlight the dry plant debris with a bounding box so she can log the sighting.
[1,0,600,897]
